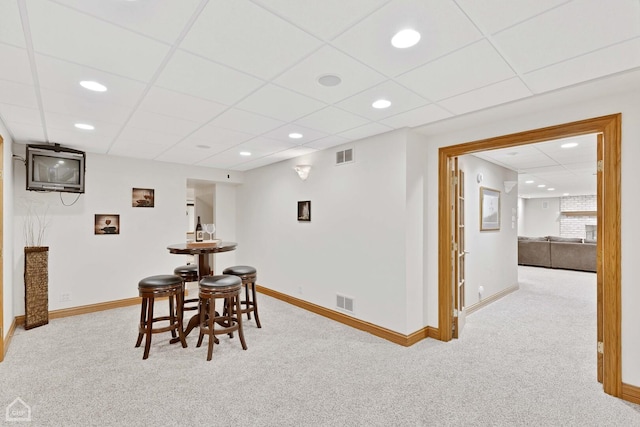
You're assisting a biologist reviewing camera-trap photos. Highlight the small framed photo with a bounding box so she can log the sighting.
[298,201,311,222]
[132,188,154,207]
[95,214,120,235]
[480,187,500,231]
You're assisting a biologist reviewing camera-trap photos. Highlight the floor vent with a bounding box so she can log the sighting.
[336,148,354,165]
[336,294,354,313]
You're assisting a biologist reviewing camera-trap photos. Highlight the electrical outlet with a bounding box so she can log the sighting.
[298,286,303,295]
[60,293,71,302]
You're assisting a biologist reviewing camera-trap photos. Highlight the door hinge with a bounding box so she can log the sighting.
[453,309,458,318]
[453,176,458,186]
[597,341,604,354]
[597,160,604,172]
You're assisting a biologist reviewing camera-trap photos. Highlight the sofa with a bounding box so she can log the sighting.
[518,236,596,272]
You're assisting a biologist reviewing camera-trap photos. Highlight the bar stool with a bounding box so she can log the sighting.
[222,265,261,328]
[197,275,247,361]
[173,264,199,312]
[135,274,187,360]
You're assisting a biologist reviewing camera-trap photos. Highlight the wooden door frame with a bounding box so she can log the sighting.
[0,134,4,361]
[438,114,621,397]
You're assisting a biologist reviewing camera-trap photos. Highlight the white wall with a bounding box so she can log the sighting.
[459,155,518,307]
[11,146,239,314]
[422,85,640,387]
[237,129,411,333]
[2,124,15,342]
[520,197,561,237]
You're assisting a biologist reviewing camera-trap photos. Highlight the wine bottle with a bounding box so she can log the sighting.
[195,216,203,242]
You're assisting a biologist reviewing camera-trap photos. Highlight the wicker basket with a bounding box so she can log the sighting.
[24,246,49,330]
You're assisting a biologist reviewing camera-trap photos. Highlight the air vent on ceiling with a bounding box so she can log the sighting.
[336,148,354,165]
[336,294,354,313]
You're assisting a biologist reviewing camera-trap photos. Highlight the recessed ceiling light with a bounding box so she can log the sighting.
[240,151,251,156]
[74,123,94,130]
[79,80,107,92]
[288,133,303,139]
[317,74,342,87]
[525,180,534,184]
[372,99,391,109]
[537,184,546,188]
[196,144,210,149]
[391,29,421,48]
[563,193,570,196]
[561,142,578,148]
[547,188,555,191]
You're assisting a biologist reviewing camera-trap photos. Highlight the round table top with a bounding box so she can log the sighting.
[167,242,237,255]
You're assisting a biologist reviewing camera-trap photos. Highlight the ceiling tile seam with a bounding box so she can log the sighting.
[105,0,211,155]
[431,75,522,104]
[17,0,48,143]
[227,144,311,170]
[47,0,200,47]
[328,0,394,42]
[246,0,325,43]
[521,35,640,77]
[393,37,486,80]
[482,0,575,37]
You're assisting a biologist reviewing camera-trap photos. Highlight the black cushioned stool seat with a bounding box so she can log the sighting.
[222,265,261,328]
[197,275,247,361]
[174,264,199,313]
[135,274,187,359]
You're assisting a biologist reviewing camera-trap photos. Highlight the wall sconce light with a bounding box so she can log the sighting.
[504,180,517,194]
[294,165,312,181]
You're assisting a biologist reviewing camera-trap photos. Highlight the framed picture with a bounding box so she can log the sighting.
[298,201,311,222]
[480,187,500,231]
[132,188,154,207]
[95,214,120,235]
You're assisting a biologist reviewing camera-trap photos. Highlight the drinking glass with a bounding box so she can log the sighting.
[203,223,215,240]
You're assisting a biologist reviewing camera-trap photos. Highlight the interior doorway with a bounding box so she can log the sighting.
[438,114,621,397]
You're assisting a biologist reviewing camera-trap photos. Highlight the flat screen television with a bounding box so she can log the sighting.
[26,144,86,193]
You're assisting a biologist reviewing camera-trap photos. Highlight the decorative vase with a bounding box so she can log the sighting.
[24,246,49,329]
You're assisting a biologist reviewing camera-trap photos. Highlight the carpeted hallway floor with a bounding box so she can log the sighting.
[1,266,639,426]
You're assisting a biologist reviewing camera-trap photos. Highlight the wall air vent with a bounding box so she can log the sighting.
[336,148,354,165]
[336,294,354,313]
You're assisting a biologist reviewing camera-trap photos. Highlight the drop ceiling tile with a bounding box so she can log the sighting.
[235,136,299,154]
[0,1,26,47]
[0,103,41,127]
[3,122,45,143]
[156,50,265,106]
[380,104,452,128]
[154,144,222,165]
[456,0,569,34]
[338,122,394,141]
[180,0,322,80]
[493,0,640,73]
[189,125,254,147]
[336,80,430,120]
[295,106,369,134]
[127,110,201,138]
[210,108,285,135]
[177,135,242,155]
[116,126,184,148]
[396,40,515,101]
[251,0,388,40]
[303,135,351,150]
[274,45,386,104]
[139,87,228,124]
[45,119,118,152]
[524,37,640,94]
[35,54,148,107]
[261,123,328,145]
[235,84,326,122]
[332,0,482,77]
[44,110,121,136]
[40,88,132,124]
[26,1,170,82]
[232,146,320,171]
[52,0,203,44]
[437,77,532,115]
[109,139,170,159]
[0,44,31,85]
[0,80,38,109]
